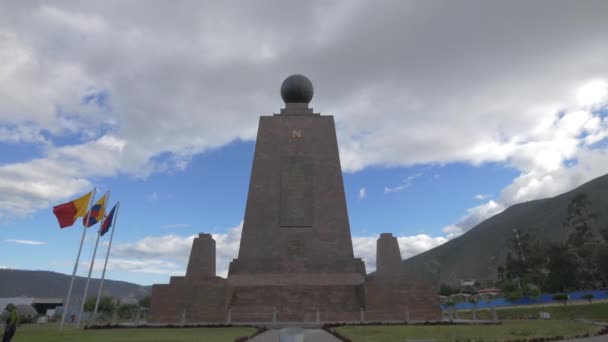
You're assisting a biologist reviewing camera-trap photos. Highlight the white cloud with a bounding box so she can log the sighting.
[352,234,447,272]
[112,221,447,278]
[577,80,608,108]
[473,194,489,200]
[0,134,129,218]
[384,173,422,194]
[112,221,242,277]
[108,258,184,275]
[0,1,606,220]
[442,225,464,239]
[113,234,197,259]
[442,200,506,239]
[442,146,608,238]
[0,124,49,144]
[82,258,185,276]
[358,187,366,199]
[5,239,47,245]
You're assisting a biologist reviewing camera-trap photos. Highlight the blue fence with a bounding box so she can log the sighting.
[443,290,608,310]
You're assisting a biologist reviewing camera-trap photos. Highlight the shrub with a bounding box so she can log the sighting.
[581,293,594,304]
[552,293,569,305]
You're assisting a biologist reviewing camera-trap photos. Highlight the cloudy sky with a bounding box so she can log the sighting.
[1,1,608,285]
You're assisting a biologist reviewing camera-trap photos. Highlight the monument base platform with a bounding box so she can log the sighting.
[226,283,365,322]
[365,278,441,321]
[150,275,440,323]
[149,276,227,323]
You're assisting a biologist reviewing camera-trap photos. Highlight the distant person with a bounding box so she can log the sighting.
[2,303,18,342]
[71,313,76,323]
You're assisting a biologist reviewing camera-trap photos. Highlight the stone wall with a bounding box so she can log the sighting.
[227,285,363,322]
[365,233,441,321]
[149,233,226,323]
[365,278,440,321]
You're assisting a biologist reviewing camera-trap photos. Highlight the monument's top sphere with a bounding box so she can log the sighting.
[281,74,314,104]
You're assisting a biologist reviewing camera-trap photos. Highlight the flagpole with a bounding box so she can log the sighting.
[59,188,96,331]
[77,191,110,328]
[93,201,120,324]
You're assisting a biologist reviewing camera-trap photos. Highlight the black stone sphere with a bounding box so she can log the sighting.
[280,74,314,103]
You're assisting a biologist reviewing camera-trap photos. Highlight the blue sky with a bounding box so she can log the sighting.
[1,1,608,286]
[0,138,520,285]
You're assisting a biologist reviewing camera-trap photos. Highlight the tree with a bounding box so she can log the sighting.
[564,193,600,288]
[565,193,595,248]
[496,192,604,292]
[523,284,540,298]
[117,304,138,319]
[459,286,477,295]
[84,296,115,314]
[552,293,569,305]
[600,226,608,243]
[596,245,608,286]
[138,295,151,309]
[439,283,456,296]
[502,231,547,292]
[596,226,608,285]
[582,293,594,304]
[545,243,578,292]
[497,266,505,282]
[501,280,522,301]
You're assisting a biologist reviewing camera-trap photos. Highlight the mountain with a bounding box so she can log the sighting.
[403,173,608,285]
[0,269,150,309]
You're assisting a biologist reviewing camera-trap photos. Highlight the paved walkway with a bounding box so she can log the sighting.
[556,336,608,342]
[250,328,341,342]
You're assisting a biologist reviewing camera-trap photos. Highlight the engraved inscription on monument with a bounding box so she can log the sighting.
[280,156,313,227]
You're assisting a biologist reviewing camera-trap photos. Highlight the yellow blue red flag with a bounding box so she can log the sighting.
[52,191,94,228]
[83,194,106,227]
[100,203,118,236]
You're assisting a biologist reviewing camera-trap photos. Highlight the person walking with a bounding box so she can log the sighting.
[2,304,18,342]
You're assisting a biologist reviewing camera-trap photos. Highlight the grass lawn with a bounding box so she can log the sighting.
[8,325,256,342]
[459,302,608,321]
[336,320,603,342]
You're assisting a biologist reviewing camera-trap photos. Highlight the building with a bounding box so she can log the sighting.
[0,297,63,316]
[149,75,440,323]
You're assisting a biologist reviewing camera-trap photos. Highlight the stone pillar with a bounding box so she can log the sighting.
[272,307,277,323]
[405,306,410,322]
[226,309,231,324]
[472,309,477,321]
[360,308,365,322]
[492,307,498,321]
[316,309,320,323]
[376,233,402,279]
[186,233,216,279]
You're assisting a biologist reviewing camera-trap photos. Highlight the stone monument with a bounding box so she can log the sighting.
[365,233,440,321]
[149,75,440,323]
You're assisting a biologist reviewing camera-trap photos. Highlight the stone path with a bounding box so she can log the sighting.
[556,336,608,342]
[249,328,341,342]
